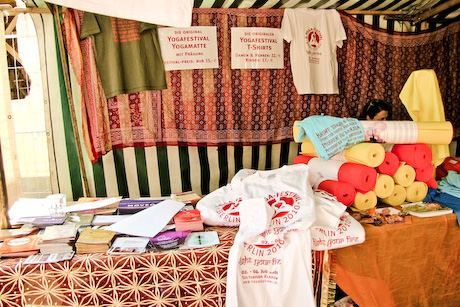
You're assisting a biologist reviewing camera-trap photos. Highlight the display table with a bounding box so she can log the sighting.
[0,227,329,307]
[332,213,460,307]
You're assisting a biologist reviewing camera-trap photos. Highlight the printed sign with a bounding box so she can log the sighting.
[231,27,283,69]
[158,26,219,71]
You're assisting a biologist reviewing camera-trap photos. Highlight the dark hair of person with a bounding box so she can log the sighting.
[358,99,391,120]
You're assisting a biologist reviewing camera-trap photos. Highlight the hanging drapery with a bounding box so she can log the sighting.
[62,9,460,164]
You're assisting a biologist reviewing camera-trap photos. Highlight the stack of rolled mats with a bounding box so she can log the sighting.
[294,143,434,210]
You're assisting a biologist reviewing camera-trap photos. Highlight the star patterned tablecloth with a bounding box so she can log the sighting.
[0,227,329,307]
[0,227,237,307]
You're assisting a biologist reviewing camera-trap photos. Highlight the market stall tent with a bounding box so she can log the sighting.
[1,0,460,227]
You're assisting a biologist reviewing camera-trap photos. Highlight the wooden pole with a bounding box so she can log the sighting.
[0,140,10,229]
[47,3,90,197]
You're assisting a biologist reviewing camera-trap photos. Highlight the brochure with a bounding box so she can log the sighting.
[24,252,75,264]
[106,237,150,255]
[180,231,220,249]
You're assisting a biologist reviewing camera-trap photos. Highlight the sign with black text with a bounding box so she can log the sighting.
[231,27,283,69]
[158,26,219,71]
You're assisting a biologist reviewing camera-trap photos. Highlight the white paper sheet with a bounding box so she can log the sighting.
[64,198,121,213]
[105,200,185,237]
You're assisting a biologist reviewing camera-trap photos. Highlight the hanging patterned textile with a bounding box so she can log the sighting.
[62,9,460,163]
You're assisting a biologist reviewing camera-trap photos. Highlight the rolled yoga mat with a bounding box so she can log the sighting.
[294,156,377,193]
[300,141,385,168]
[376,152,399,176]
[405,181,428,203]
[316,180,356,207]
[415,121,453,145]
[359,121,453,144]
[392,163,416,187]
[390,144,433,169]
[380,184,407,207]
[294,120,453,145]
[415,164,435,183]
[426,177,438,189]
[352,190,377,211]
[373,174,395,199]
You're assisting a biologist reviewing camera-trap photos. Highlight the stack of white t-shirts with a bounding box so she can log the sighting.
[226,164,317,307]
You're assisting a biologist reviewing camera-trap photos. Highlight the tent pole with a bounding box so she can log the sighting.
[47,3,90,197]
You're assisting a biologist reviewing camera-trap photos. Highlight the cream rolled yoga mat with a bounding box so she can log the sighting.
[352,190,377,210]
[392,163,416,187]
[293,120,453,145]
[405,181,428,203]
[380,184,407,206]
[300,141,385,168]
[373,174,395,199]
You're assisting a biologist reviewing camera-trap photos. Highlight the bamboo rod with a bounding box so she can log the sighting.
[47,3,90,197]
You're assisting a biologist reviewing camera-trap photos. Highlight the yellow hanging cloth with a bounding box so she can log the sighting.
[399,69,451,167]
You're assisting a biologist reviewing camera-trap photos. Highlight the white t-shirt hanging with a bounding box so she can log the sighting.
[281,8,346,94]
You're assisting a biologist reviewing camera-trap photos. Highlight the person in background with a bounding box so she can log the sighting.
[358,99,391,121]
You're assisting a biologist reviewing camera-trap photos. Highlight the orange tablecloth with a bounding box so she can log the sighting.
[332,213,460,307]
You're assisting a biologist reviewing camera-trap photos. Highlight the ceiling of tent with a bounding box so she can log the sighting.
[194,0,460,27]
[1,0,459,27]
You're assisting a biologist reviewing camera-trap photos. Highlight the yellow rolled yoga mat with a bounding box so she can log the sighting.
[301,141,385,167]
[352,190,377,211]
[293,120,307,142]
[373,174,395,199]
[380,184,407,206]
[392,163,416,187]
[405,181,429,203]
[415,122,453,145]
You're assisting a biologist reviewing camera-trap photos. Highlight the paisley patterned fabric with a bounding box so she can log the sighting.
[63,9,460,164]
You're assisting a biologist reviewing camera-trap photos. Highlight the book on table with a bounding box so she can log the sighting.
[401,202,453,217]
[75,228,117,253]
[38,223,78,254]
[0,226,39,241]
[0,235,41,257]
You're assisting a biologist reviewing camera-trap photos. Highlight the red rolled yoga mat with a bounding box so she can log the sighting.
[294,155,314,165]
[391,144,432,169]
[338,163,377,193]
[377,152,399,176]
[317,180,356,206]
[294,155,377,193]
[426,177,438,189]
[415,164,435,183]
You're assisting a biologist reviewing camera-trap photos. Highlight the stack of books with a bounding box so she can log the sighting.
[38,223,78,254]
[75,228,116,254]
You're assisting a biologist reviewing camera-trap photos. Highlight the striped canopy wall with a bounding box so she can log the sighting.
[33,5,460,201]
